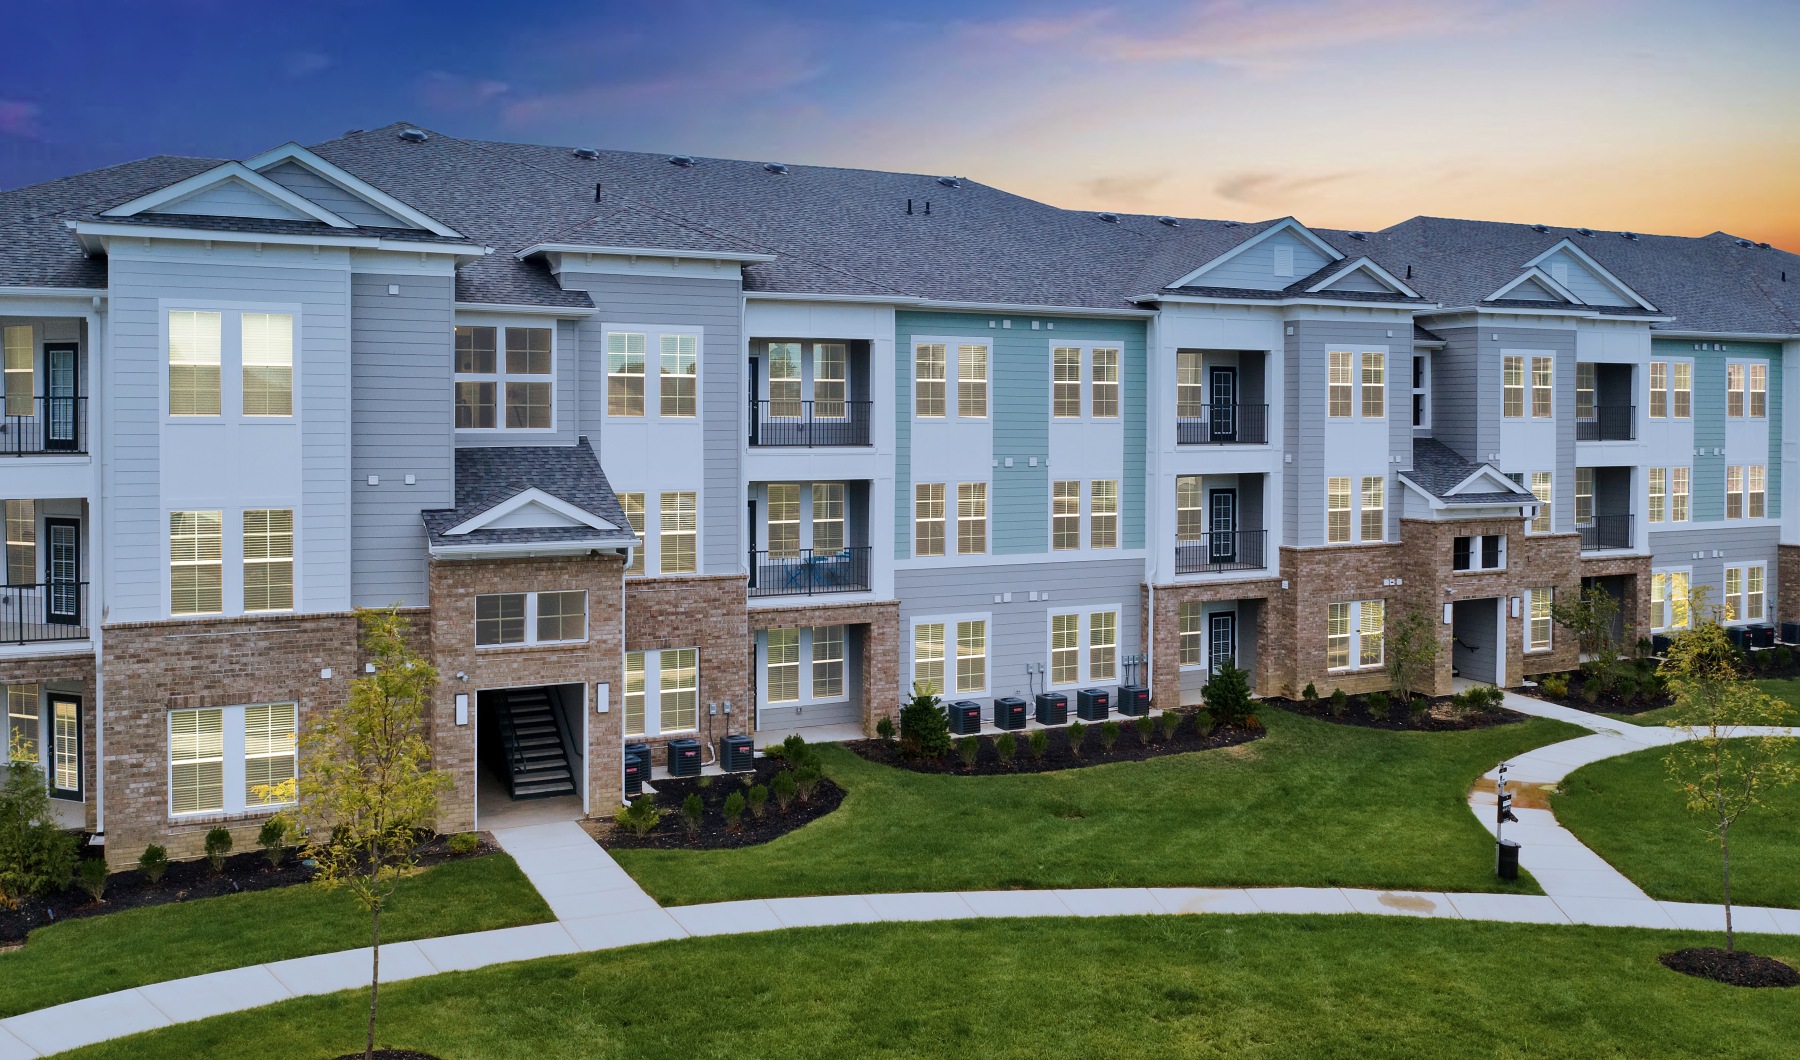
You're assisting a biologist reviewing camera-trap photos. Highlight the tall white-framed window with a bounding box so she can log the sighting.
[1052,481,1081,550]
[1326,477,1352,544]
[2,326,32,418]
[1648,361,1667,418]
[659,333,698,417]
[455,324,553,430]
[622,647,701,736]
[1723,565,1768,624]
[5,500,33,586]
[914,483,946,557]
[1177,351,1205,419]
[1327,599,1384,671]
[812,626,845,699]
[1502,356,1524,418]
[168,703,297,817]
[956,619,987,694]
[170,510,224,616]
[1575,468,1594,527]
[1090,480,1118,549]
[766,483,801,558]
[1672,467,1690,523]
[958,343,988,418]
[1651,570,1690,632]
[1178,603,1203,667]
[1177,476,1205,545]
[914,622,946,693]
[660,491,697,574]
[1648,468,1666,524]
[911,616,988,695]
[1360,476,1384,542]
[914,342,946,418]
[815,344,848,419]
[1672,362,1691,418]
[1051,613,1080,684]
[957,483,987,555]
[1088,610,1117,682]
[1726,466,1745,520]
[1361,352,1384,418]
[1727,363,1746,418]
[1531,356,1554,417]
[1748,466,1766,519]
[474,590,588,647]
[240,313,294,417]
[1091,347,1119,418]
[1529,472,1553,534]
[1411,354,1431,429]
[606,332,646,417]
[1328,351,1353,418]
[1527,588,1553,652]
[1748,362,1767,418]
[169,310,224,417]
[623,651,646,737]
[766,627,801,702]
[813,483,846,553]
[1052,346,1081,418]
[242,509,294,613]
[1046,609,1121,686]
[5,684,39,770]
[1575,362,1595,422]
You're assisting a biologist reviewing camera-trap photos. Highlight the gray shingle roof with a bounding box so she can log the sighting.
[422,437,637,550]
[0,155,221,288]
[1402,438,1534,505]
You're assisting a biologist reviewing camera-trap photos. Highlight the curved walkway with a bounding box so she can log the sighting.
[4,699,1796,1059]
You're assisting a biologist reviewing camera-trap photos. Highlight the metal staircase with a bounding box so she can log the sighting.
[496,688,578,799]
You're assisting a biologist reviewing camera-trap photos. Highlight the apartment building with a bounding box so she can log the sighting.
[1,122,1795,862]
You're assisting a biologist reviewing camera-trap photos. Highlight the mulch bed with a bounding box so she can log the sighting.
[590,758,845,851]
[1526,668,1673,717]
[845,710,1264,776]
[0,833,500,946]
[332,1052,444,1060]
[1659,947,1800,987]
[1272,695,1523,731]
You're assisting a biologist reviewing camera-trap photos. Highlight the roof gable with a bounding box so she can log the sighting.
[245,143,462,237]
[102,162,353,227]
[1305,256,1421,298]
[1520,239,1657,310]
[443,487,617,537]
[1489,267,1581,304]
[1169,218,1343,291]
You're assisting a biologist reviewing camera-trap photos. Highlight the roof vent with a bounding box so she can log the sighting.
[936,176,961,188]
[762,162,789,175]
[572,147,600,160]
[1222,221,1242,228]
[397,128,429,143]
[1157,216,1181,228]
[1530,224,1549,233]
[1735,238,1754,248]
[1621,231,1639,240]
[1576,227,1594,236]
[1759,242,1771,249]
[667,155,697,167]
[1347,231,1367,240]
[1096,212,1120,224]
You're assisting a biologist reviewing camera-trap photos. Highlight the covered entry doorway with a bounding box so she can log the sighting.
[1451,598,1504,686]
[474,682,587,829]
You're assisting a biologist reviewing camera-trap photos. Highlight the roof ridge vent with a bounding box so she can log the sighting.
[1530,224,1549,233]
[1735,238,1754,248]
[397,128,429,143]
[667,155,697,167]
[1157,216,1181,227]
[762,162,789,175]
[572,147,600,160]
[1759,242,1772,249]
[1347,231,1366,240]
[1096,212,1120,224]
[936,176,961,188]
[1222,220,1242,228]
[1576,227,1594,236]
[1621,231,1639,240]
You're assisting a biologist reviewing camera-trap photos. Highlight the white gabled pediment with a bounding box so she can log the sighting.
[1306,256,1420,298]
[1521,239,1657,311]
[1447,465,1533,498]
[1489,267,1581,304]
[103,162,354,227]
[246,143,462,237]
[1169,217,1345,291]
[444,488,619,536]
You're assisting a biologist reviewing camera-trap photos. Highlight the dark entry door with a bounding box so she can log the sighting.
[1209,612,1236,672]
[1208,489,1237,563]
[1209,366,1237,441]
[45,518,79,625]
[44,344,78,452]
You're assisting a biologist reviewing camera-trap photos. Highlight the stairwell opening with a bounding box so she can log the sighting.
[475,682,587,828]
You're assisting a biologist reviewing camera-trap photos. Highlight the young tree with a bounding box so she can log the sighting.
[295,607,452,1060]
[1660,600,1798,953]
[0,731,78,904]
[1384,605,1439,710]
[898,680,951,759]
[1550,583,1622,662]
[1201,660,1256,728]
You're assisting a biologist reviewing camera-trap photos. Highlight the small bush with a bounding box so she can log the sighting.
[1301,681,1318,705]
[1099,721,1121,753]
[1201,661,1256,728]
[722,790,746,831]
[138,844,169,884]
[1365,691,1390,721]
[1579,683,1600,705]
[76,857,108,902]
[697,776,713,789]
[1539,673,1569,699]
[1328,688,1348,718]
[1134,715,1155,742]
[614,796,662,837]
[761,743,785,761]
[681,793,704,837]
[257,816,290,868]
[1027,728,1049,761]
[899,681,953,759]
[204,827,233,873]
[782,733,821,772]
[0,756,80,900]
[957,736,980,769]
[1159,711,1183,741]
[747,784,770,819]
[1772,646,1794,670]
[875,715,896,743]
[771,770,798,811]
[1065,720,1086,756]
[447,832,480,857]
[794,760,823,803]
[994,732,1017,768]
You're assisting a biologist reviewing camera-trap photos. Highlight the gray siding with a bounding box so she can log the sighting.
[351,272,454,607]
[1430,327,1486,459]
[261,161,416,229]
[1283,319,1402,546]
[1649,524,1781,610]
[1196,230,1332,292]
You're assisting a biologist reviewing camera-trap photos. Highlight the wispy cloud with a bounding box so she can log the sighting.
[1079,172,1169,207]
[0,100,40,138]
[1216,170,1355,205]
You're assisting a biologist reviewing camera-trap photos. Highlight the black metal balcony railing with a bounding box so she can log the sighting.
[1176,404,1268,445]
[0,581,88,643]
[748,546,872,597]
[1175,530,1267,574]
[0,397,87,455]
[1579,515,1633,552]
[1577,405,1635,442]
[749,399,872,447]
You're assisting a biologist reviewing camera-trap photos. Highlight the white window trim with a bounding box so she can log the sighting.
[757,626,850,709]
[162,302,303,424]
[600,322,705,423]
[1452,534,1507,573]
[474,590,589,649]
[167,506,303,620]
[1721,563,1768,626]
[910,612,991,698]
[1411,354,1431,430]
[1650,568,1692,633]
[454,318,558,433]
[911,335,990,422]
[626,647,702,737]
[1043,607,1123,689]
[1327,599,1385,672]
[167,703,298,819]
[1525,587,1554,653]
[1044,340,1129,422]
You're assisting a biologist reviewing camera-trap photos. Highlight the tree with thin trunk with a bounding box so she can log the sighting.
[1384,604,1439,711]
[1550,583,1622,662]
[1660,590,1798,953]
[296,607,451,1060]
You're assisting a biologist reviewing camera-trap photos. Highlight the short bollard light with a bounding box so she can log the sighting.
[1495,762,1521,880]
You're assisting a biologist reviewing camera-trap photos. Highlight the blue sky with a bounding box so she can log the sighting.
[5,0,1799,245]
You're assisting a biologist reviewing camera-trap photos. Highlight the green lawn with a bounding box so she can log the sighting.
[0,853,552,1019]
[1604,677,1800,726]
[56,917,1800,1060]
[614,710,1584,905]
[1554,741,1800,908]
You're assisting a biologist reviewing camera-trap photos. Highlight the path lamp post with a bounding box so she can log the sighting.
[1495,762,1521,880]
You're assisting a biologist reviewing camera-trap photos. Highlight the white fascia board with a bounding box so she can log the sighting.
[455,301,598,317]
[1418,304,1668,322]
[1447,465,1532,497]
[1522,239,1660,311]
[1304,256,1422,298]
[67,221,488,257]
[909,298,1155,318]
[1650,329,1800,342]
[102,162,355,228]
[516,242,777,264]
[443,488,618,537]
[1398,476,1537,514]
[244,142,464,238]
[428,541,634,559]
[1167,217,1346,289]
[1142,292,1437,313]
[1488,266,1584,305]
[749,291,926,306]
[0,286,107,301]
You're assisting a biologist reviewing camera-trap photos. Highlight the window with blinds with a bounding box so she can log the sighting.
[766,628,800,702]
[1052,481,1081,550]
[1090,480,1118,549]
[5,499,32,586]
[659,333,698,417]
[1091,348,1119,418]
[813,626,845,699]
[241,313,294,416]
[1053,347,1081,418]
[957,483,987,555]
[914,623,946,693]
[957,344,988,418]
[660,492,697,573]
[1051,613,1080,684]
[915,343,946,417]
[815,344,847,419]
[1178,603,1204,667]
[767,484,801,558]
[1088,611,1117,682]
[956,620,986,694]
[606,332,646,417]
[914,484,946,557]
[244,703,297,806]
[660,648,700,732]
[169,708,225,816]
[813,483,845,553]
[2,326,31,419]
[170,510,224,615]
[243,509,294,612]
[624,652,646,737]
[169,311,223,416]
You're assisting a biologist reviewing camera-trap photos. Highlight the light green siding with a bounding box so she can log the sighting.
[1657,338,1781,522]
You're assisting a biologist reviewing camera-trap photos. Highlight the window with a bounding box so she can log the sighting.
[815,344,847,419]
[1727,363,1745,418]
[1051,613,1080,684]
[1411,354,1430,429]
[914,623,946,693]
[915,343,946,417]
[1650,574,1665,632]
[766,628,800,702]
[606,332,646,417]
[1747,566,1766,622]
[6,685,37,767]
[1530,472,1553,533]
[767,483,800,558]
[1088,611,1116,681]
[1328,351,1353,417]
[169,310,223,416]
[1648,468,1666,524]
[170,510,223,615]
[1671,467,1689,522]
[1724,567,1742,622]
[1531,357,1553,417]
[1328,599,1385,670]
[1359,600,1385,667]
[813,483,845,553]
[537,590,586,642]
[1052,481,1081,550]
[242,509,294,612]
[1575,362,1595,421]
[1178,603,1204,666]
[958,343,988,418]
[1360,476,1384,542]
[458,325,551,429]
[1726,466,1744,520]
[813,626,844,699]
[1327,477,1352,544]
[2,326,31,418]
[168,703,296,817]
[956,620,986,694]
[475,593,526,646]
[765,342,802,418]
[620,493,645,575]
[1453,534,1505,572]
[1090,480,1118,549]
[48,697,77,797]
[243,703,297,807]
[957,483,987,555]
[169,708,225,816]
[1575,468,1594,526]
[659,333,698,417]
[1052,346,1082,418]
[914,484,946,557]
[1361,352,1384,418]
[1749,363,1767,418]
[5,500,32,586]
[623,652,646,737]
[455,325,497,427]
[660,492,697,574]
[475,590,587,648]
[241,313,293,416]
[1528,588,1553,652]
[1177,351,1205,419]
[1091,348,1119,418]
[1648,361,1667,418]
[504,328,553,428]
[1669,571,1690,630]
[1672,362,1691,418]
[1502,356,1524,418]
[1327,602,1351,670]
[1749,466,1766,519]
[659,648,699,732]
[1176,476,1205,543]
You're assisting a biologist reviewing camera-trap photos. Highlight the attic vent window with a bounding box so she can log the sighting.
[1096,212,1120,224]
[936,176,961,188]
[1576,227,1594,236]
[667,155,697,167]
[1530,224,1549,233]
[398,128,429,143]
[1157,216,1181,228]
[572,147,600,160]
[762,162,789,175]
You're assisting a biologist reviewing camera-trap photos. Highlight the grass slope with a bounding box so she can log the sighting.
[58,917,1800,1060]
[0,854,552,1019]
[1604,677,1800,726]
[1554,740,1800,908]
[615,710,1583,905]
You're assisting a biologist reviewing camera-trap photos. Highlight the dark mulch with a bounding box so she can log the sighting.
[331,1051,444,1059]
[1659,947,1800,988]
[592,758,845,851]
[1272,695,1523,731]
[846,710,1264,776]
[0,832,500,945]
[1529,668,1673,717]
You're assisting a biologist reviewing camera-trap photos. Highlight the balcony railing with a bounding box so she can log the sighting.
[1176,404,1267,445]
[1577,405,1635,442]
[0,582,88,643]
[0,397,87,455]
[748,546,872,597]
[1175,530,1267,574]
[749,399,872,447]
[1579,515,1633,552]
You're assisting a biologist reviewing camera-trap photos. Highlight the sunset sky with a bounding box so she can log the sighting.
[4,0,1798,247]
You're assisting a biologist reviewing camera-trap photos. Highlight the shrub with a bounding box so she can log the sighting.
[1099,721,1121,753]
[722,790,746,831]
[1328,688,1348,718]
[1301,681,1318,705]
[899,680,952,759]
[138,844,169,884]
[257,816,291,868]
[1201,661,1257,728]
[794,760,823,803]
[697,775,713,789]
[1159,711,1183,741]
[782,733,821,771]
[957,736,980,769]
[1539,673,1569,699]
[771,770,798,811]
[1773,646,1794,671]
[875,715,896,743]
[614,796,662,837]
[1365,691,1390,721]
[994,732,1017,768]
[1134,715,1155,743]
[0,754,79,901]
[447,832,480,857]
[747,784,770,819]
[680,793,704,837]
[1579,683,1600,706]
[1027,728,1049,761]
[1408,693,1430,721]
[204,827,233,873]
[761,743,785,761]
[76,857,108,902]
[1065,720,1086,757]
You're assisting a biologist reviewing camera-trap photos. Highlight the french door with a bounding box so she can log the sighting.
[1208,489,1237,564]
[1209,612,1237,672]
[1209,366,1237,441]
[45,518,79,625]
[45,344,78,451]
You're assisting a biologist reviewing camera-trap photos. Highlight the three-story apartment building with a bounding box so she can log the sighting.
[2,123,1796,863]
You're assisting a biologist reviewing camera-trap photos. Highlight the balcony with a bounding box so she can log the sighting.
[1176,404,1267,445]
[749,400,872,448]
[1175,530,1267,574]
[1579,515,1633,552]
[1577,405,1634,442]
[0,581,88,643]
[749,547,872,598]
[0,398,87,456]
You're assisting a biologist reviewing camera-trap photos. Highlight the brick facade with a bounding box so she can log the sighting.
[1780,545,1800,627]
[1278,542,1405,697]
[623,574,750,761]
[1578,552,1652,648]
[749,598,901,735]
[1143,578,1282,707]
[0,651,99,832]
